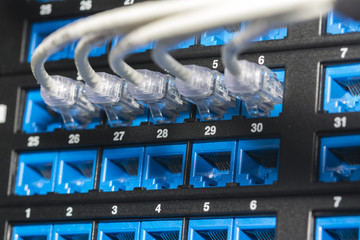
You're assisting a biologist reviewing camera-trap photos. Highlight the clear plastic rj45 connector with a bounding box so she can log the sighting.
[224,60,283,117]
[41,75,100,129]
[127,69,187,124]
[85,72,144,127]
[175,65,236,121]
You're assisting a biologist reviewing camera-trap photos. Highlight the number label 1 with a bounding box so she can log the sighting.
[68,134,80,144]
[25,208,31,219]
[156,129,168,139]
[155,204,161,213]
[250,200,257,210]
[203,202,210,212]
[334,116,346,128]
[113,131,125,141]
[66,207,73,217]
[333,196,342,208]
[251,123,263,133]
[27,136,40,147]
[204,126,216,136]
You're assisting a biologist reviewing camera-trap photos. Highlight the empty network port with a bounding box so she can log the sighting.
[28,19,106,62]
[140,220,182,240]
[234,217,276,240]
[315,216,360,240]
[240,69,285,118]
[97,222,140,240]
[15,151,57,196]
[190,141,236,188]
[99,147,145,192]
[54,149,97,194]
[53,223,92,240]
[188,218,233,240]
[170,37,196,50]
[323,63,360,113]
[236,139,280,186]
[12,225,52,240]
[142,144,186,190]
[327,10,360,34]
[22,89,101,133]
[319,135,360,182]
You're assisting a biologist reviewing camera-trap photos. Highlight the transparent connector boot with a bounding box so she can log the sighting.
[175,65,236,120]
[127,69,187,124]
[85,72,144,127]
[41,75,100,129]
[224,60,283,117]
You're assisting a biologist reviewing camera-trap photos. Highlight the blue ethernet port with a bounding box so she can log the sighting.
[97,222,140,240]
[28,19,106,62]
[53,223,92,240]
[234,217,276,240]
[112,36,153,53]
[236,139,280,186]
[22,89,63,133]
[12,225,52,240]
[170,37,196,50]
[323,63,360,113]
[188,218,233,240]
[240,69,285,118]
[100,147,144,192]
[315,216,360,240]
[54,149,97,194]
[142,144,186,190]
[140,220,182,240]
[190,141,237,188]
[327,10,360,34]
[319,135,360,182]
[15,151,57,196]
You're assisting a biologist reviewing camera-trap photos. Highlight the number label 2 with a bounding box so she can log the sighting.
[66,207,73,217]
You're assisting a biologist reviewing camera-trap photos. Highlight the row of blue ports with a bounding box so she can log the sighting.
[15,138,280,196]
[22,69,284,134]
[12,217,277,240]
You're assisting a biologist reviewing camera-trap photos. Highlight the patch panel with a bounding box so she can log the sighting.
[323,63,360,114]
[319,134,360,182]
[22,89,101,133]
[327,10,360,34]
[28,19,106,62]
[315,216,360,240]
[142,144,186,190]
[236,139,280,186]
[99,147,145,192]
[15,149,97,196]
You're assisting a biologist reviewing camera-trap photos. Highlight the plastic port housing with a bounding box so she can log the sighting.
[315,216,360,240]
[98,222,140,240]
[53,223,92,240]
[240,69,285,118]
[327,10,360,34]
[234,217,276,240]
[99,147,145,192]
[190,141,237,188]
[170,37,196,50]
[112,36,154,53]
[28,19,106,62]
[142,144,186,190]
[15,151,57,196]
[54,149,97,194]
[323,63,360,113]
[236,139,280,186]
[188,218,233,240]
[22,89,101,133]
[12,225,52,240]
[140,220,182,240]
[319,135,360,182]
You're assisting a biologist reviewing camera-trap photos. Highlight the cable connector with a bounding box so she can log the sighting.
[85,72,144,126]
[127,69,187,124]
[40,75,100,129]
[224,60,283,117]
[175,65,236,120]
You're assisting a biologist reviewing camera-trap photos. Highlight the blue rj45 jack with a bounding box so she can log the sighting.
[100,147,145,192]
[323,63,360,113]
[233,217,276,240]
[315,216,360,240]
[28,19,107,62]
[188,218,233,240]
[190,141,237,188]
[12,225,52,240]
[142,144,187,190]
[53,223,92,240]
[54,149,97,194]
[319,135,360,182]
[98,222,140,240]
[140,220,182,240]
[327,10,360,34]
[236,139,280,186]
[15,151,57,196]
